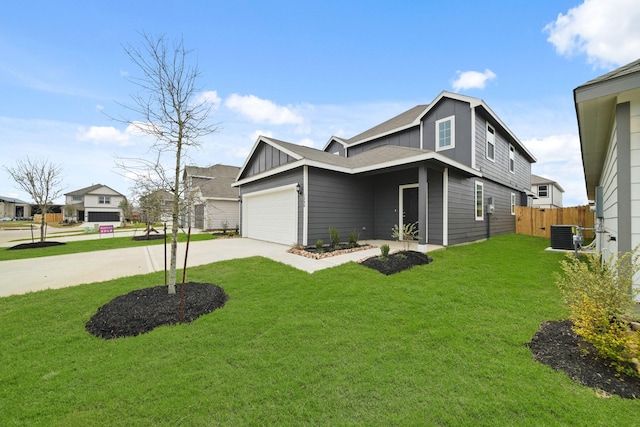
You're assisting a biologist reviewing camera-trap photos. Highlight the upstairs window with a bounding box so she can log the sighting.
[72,195,82,201]
[486,125,495,161]
[98,196,111,204]
[435,116,455,151]
[509,145,515,173]
[538,185,548,198]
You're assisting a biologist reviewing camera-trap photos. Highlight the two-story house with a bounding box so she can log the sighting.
[232,91,536,248]
[531,174,564,208]
[64,184,126,225]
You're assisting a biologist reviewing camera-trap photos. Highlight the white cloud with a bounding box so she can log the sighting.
[76,126,131,146]
[523,134,588,206]
[194,90,221,109]
[451,69,496,92]
[225,94,304,125]
[544,0,640,68]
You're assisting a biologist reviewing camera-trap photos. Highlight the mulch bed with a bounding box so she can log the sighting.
[8,241,65,250]
[132,233,166,241]
[86,282,228,339]
[528,319,640,399]
[360,250,433,275]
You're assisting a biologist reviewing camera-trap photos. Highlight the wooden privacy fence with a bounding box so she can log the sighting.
[515,205,595,239]
[33,213,63,224]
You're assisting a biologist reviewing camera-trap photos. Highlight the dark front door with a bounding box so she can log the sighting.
[78,210,85,221]
[402,186,419,230]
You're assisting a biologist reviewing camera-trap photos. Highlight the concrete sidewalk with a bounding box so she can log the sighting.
[0,237,440,297]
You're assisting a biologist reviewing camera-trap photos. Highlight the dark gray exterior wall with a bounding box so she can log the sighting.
[421,98,473,167]
[325,141,346,157]
[474,111,531,193]
[242,142,295,179]
[427,169,444,245]
[307,168,374,244]
[447,173,516,245]
[347,127,420,156]
[239,168,304,243]
[371,169,418,240]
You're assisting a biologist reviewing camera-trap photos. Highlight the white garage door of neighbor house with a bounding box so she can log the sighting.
[243,185,298,245]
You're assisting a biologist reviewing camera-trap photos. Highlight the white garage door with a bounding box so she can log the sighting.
[243,184,298,245]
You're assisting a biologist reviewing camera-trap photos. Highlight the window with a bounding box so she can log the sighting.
[72,195,82,201]
[511,193,516,215]
[475,181,484,220]
[538,185,548,198]
[98,196,111,204]
[486,125,495,161]
[435,116,455,151]
[509,145,515,173]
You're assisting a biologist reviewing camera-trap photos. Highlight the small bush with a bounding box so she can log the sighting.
[556,250,640,377]
[348,229,360,248]
[392,222,419,250]
[329,227,340,249]
[380,244,390,258]
[316,239,324,253]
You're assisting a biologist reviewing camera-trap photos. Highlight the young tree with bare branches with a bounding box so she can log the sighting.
[116,32,218,294]
[4,157,64,242]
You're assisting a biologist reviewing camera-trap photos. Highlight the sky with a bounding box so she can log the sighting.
[2,0,640,206]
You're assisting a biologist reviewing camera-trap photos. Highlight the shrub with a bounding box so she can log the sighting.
[391,222,419,250]
[556,250,640,377]
[329,227,340,249]
[380,244,390,258]
[316,239,324,253]
[348,229,360,248]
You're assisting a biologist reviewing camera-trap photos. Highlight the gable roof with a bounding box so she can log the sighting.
[531,174,565,192]
[346,104,428,146]
[574,58,640,198]
[65,184,125,197]
[234,136,480,186]
[235,91,535,187]
[184,164,240,199]
[334,91,535,162]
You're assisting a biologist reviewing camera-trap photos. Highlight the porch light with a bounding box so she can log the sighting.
[296,183,302,195]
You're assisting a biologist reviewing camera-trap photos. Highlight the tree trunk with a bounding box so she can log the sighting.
[167,137,183,295]
[40,214,45,242]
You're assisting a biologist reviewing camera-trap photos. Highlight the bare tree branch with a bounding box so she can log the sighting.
[114,32,219,294]
[3,157,64,242]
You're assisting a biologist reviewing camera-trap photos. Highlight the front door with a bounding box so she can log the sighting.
[400,185,419,238]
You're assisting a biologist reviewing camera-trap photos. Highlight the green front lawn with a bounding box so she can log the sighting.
[0,232,216,261]
[1,234,637,425]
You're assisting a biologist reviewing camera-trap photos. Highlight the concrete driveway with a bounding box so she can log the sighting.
[0,228,439,297]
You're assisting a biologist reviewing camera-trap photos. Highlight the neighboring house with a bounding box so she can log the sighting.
[0,196,31,218]
[64,184,126,225]
[531,174,564,208]
[183,164,240,231]
[139,189,175,224]
[574,58,640,266]
[233,91,536,247]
